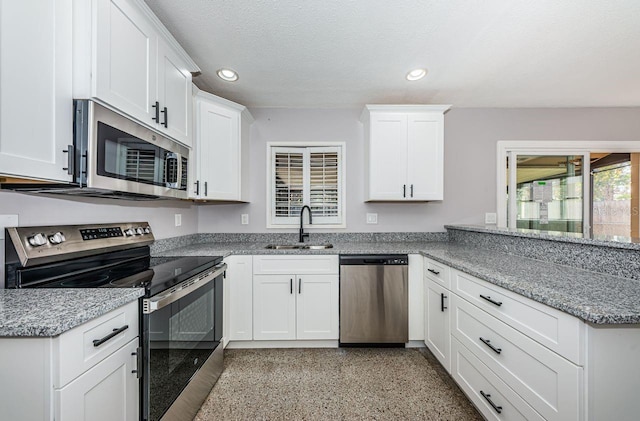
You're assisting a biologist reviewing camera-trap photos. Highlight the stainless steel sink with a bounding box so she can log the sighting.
[265,244,334,250]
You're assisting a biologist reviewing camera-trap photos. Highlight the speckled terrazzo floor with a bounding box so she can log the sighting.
[195,348,483,421]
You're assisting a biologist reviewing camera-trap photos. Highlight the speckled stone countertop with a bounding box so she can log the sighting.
[155,241,640,325]
[0,288,144,337]
[446,224,640,250]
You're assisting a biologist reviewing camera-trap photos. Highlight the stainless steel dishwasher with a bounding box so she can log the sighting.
[339,255,408,345]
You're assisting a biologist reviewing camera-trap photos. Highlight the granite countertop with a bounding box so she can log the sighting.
[0,288,144,337]
[155,241,640,325]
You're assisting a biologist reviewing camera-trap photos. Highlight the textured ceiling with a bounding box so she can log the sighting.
[144,0,640,108]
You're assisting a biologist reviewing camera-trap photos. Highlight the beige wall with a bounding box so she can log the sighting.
[1,106,638,238]
[197,107,640,233]
[0,191,198,239]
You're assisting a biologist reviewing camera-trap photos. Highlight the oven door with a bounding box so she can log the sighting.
[78,100,189,199]
[141,264,225,421]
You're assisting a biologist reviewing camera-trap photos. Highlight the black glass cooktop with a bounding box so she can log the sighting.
[31,253,223,297]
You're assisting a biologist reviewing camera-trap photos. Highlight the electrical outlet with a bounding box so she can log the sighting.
[175,214,182,227]
[485,212,497,224]
[241,214,249,225]
[366,213,378,224]
[0,215,19,240]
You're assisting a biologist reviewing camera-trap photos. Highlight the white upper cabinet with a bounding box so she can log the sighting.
[362,105,450,201]
[93,0,157,126]
[157,38,193,145]
[192,89,253,201]
[0,0,74,182]
[75,0,198,147]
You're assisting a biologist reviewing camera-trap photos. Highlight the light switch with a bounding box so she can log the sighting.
[366,213,378,224]
[175,214,182,227]
[241,214,249,225]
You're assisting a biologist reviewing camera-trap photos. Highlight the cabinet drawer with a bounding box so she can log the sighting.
[451,337,545,421]
[253,255,338,275]
[54,301,139,387]
[451,295,582,421]
[451,269,584,364]
[424,257,450,289]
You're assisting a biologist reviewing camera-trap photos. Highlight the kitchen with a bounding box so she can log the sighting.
[1,0,640,420]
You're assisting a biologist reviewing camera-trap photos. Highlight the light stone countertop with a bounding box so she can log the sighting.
[155,241,640,325]
[0,288,144,337]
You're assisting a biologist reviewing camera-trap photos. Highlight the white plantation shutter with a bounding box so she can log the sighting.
[274,150,304,219]
[270,145,344,226]
[309,151,339,218]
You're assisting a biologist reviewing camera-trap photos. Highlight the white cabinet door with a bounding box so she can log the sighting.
[0,0,73,182]
[94,0,157,127]
[55,338,139,421]
[407,113,444,200]
[227,255,253,341]
[157,38,192,147]
[425,279,451,372]
[194,97,240,200]
[296,274,339,340]
[253,275,296,340]
[368,113,408,200]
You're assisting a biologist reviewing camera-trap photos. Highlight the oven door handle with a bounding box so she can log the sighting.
[142,263,226,314]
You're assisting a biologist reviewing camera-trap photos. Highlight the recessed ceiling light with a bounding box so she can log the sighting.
[406,68,427,81]
[217,68,239,82]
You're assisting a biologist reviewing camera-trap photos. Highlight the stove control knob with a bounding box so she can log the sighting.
[144,226,151,234]
[49,232,66,245]
[135,227,144,235]
[28,233,48,247]
[124,228,135,237]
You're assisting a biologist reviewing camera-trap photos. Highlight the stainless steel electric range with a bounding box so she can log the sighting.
[4,222,225,421]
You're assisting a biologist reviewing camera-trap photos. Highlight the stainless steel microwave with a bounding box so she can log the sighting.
[73,100,189,199]
[2,100,189,200]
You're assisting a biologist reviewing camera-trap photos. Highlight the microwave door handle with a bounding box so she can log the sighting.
[165,152,181,188]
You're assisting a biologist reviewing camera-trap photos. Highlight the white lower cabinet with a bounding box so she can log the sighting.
[451,337,545,421]
[425,258,640,421]
[0,301,139,420]
[252,255,339,342]
[253,273,339,340]
[451,294,581,421]
[424,278,451,372]
[56,338,139,421]
[226,255,253,342]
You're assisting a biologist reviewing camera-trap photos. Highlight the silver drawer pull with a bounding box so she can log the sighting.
[480,391,503,414]
[93,325,128,347]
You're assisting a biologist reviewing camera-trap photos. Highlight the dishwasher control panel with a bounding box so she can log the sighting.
[339,255,408,266]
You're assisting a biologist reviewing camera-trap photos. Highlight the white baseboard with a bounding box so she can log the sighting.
[227,340,339,349]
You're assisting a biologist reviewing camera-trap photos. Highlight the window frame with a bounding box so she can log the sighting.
[497,140,640,235]
[266,141,347,229]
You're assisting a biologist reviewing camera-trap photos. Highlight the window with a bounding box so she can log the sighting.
[497,141,640,237]
[267,143,345,228]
